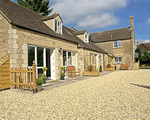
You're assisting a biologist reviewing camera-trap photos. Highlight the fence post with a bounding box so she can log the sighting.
[32,61,37,93]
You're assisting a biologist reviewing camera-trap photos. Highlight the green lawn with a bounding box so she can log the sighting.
[140,66,150,68]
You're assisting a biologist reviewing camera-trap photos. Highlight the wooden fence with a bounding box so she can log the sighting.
[0,54,10,90]
[10,61,37,93]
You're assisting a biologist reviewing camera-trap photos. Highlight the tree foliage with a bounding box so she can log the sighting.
[17,0,53,16]
[135,48,150,64]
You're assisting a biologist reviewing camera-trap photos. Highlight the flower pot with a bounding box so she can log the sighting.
[60,76,64,80]
[37,85,42,91]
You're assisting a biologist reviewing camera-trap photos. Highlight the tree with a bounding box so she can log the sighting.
[17,0,53,16]
[135,48,141,61]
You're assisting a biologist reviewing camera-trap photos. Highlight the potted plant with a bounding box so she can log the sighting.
[99,65,102,72]
[37,78,44,91]
[60,67,65,80]
[41,67,48,83]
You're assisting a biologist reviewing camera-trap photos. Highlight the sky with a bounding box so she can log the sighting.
[13,0,150,46]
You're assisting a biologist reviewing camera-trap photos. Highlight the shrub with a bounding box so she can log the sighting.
[42,74,46,78]
[61,72,65,76]
[61,67,65,71]
[42,67,48,71]
[37,78,44,85]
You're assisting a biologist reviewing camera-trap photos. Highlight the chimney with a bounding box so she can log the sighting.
[130,16,134,29]
[137,41,139,46]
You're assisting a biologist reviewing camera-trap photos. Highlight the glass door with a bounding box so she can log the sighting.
[46,48,51,78]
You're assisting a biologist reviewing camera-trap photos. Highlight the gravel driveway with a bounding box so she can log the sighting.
[0,70,150,119]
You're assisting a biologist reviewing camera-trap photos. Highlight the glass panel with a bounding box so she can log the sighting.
[28,46,35,66]
[55,20,57,32]
[118,57,122,63]
[68,52,72,65]
[114,41,117,47]
[46,49,51,77]
[85,34,87,42]
[60,22,62,34]
[58,22,60,33]
[37,47,43,67]
[38,69,43,78]
[115,57,118,63]
[63,51,67,66]
[118,41,122,47]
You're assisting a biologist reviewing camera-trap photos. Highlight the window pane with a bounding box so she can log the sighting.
[85,35,87,42]
[55,20,57,32]
[38,69,43,78]
[60,22,62,33]
[118,41,122,47]
[68,52,72,65]
[114,41,117,47]
[58,22,60,33]
[118,57,122,63]
[115,57,118,63]
[63,51,67,66]
[37,47,43,67]
[28,46,35,66]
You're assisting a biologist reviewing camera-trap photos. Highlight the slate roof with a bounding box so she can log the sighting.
[137,43,150,52]
[41,13,63,22]
[0,0,107,54]
[63,26,108,54]
[90,27,132,43]
[73,30,87,35]
[0,0,77,44]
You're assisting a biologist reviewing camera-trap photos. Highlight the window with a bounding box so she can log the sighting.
[114,40,122,48]
[54,19,62,34]
[84,34,89,43]
[63,51,72,66]
[100,54,102,63]
[37,47,43,67]
[114,56,122,64]
[28,46,35,66]
[60,22,62,34]
[118,56,122,63]
[54,20,57,32]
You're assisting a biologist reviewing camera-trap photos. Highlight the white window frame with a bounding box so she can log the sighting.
[54,19,62,34]
[113,40,122,48]
[84,34,89,43]
[114,56,122,64]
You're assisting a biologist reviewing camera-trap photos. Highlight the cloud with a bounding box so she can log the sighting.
[136,39,150,43]
[51,0,128,30]
[147,19,150,24]
[135,39,150,49]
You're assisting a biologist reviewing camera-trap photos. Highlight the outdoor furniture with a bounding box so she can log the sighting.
[67,66,80,78]
[120,64,129,70]
[105,64,115,71]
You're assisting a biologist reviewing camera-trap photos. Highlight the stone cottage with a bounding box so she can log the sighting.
[0,0,110,80]
[90,16,136,70]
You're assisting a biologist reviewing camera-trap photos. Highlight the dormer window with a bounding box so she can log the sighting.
[54,19,62,34]
[84,34,89,43]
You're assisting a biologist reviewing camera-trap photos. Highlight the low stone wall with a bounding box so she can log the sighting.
[133,60,140,70]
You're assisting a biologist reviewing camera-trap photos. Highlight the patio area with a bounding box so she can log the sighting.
[1,69,150,119]
[42,71,113,91]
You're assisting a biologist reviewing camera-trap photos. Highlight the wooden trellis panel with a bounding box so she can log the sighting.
[0,60,10,90]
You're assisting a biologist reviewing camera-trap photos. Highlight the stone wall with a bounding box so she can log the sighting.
[0,13,12,57]
[10,25,78,80]
[78,48,104,75]
[97,39,134,70]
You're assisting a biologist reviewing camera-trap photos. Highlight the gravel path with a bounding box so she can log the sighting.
[0,70,150,119]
